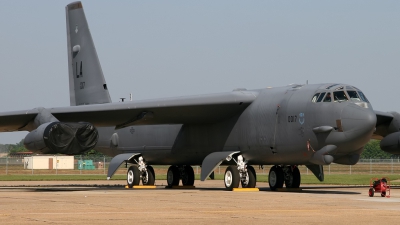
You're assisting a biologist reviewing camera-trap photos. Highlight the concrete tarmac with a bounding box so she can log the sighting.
[0,180,399,224]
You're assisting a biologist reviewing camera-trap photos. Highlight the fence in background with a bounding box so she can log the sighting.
[0,156,399,176]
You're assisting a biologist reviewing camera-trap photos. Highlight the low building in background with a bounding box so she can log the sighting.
[24,156,74,170]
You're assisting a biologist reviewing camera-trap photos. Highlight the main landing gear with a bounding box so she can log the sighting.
[126,156,155,188]
[268,165,301,191]
[224,155,257,191]
[167,165,195,187]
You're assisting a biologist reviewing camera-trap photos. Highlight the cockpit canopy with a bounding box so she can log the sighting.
[311,85,369,103]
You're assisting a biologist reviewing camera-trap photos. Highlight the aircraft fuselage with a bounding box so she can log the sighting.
[95,83,376,166]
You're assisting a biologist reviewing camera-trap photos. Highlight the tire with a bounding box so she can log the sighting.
[368,188,374,197]
[269,166,284,191]
[142,165,155,185]
[182,165,195,186]
[381,191,386,197]
[224,165,240,191]
[127,166,140,188]
[242,165,256,188]
[285,166,301,188]
[167,166,180,187]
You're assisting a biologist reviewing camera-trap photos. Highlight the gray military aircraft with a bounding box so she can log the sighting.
[0,2,399,191]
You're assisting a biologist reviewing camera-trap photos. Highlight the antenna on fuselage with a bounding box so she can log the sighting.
[306,80,308,85]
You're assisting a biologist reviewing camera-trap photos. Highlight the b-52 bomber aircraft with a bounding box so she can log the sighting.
[1,2,399,191]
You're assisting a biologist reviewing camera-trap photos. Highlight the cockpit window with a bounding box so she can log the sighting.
[311,93,320,102]
[333,91,348,102]
[347,90,360,101]
[358,92,369,103]
[317,92,326,102]
[323,92,332,102]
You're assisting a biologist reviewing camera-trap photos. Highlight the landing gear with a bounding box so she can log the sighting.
[127,166,140,188]
[167,166,180,187]
[241,165,256,188]
[126,156,156,187]
[269,166,284,191]
[224,165,240,191]
[142,165,155,185]
[269,165,301,191]
[167,165,195,187]
[182,166,195,186]
[283,166,301,188]
[223,155,257,191]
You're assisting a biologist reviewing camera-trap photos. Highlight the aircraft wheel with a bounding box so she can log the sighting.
[269,166,284,191]
[368,188,374,197]
[242,165,256,188]
[142,165,155,185]
[167,166,180,187]
[224,165,240,191]
[381,191,386,197]
[285,166,301,188]
[182,165,195,186]
[127,166,140,188]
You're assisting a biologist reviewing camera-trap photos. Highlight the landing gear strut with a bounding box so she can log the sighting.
[126,156,155,187]
[167,165,195,187]
[224,155,256,191]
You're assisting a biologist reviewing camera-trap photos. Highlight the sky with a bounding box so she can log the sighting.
[0,1,399,144]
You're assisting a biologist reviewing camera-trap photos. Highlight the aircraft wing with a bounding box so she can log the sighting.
[0,91,258,132]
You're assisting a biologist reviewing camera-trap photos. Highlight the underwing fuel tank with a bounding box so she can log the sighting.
[24,122,99,155]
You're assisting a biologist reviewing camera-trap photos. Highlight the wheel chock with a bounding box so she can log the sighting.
[125,185,157,189]
[232,188,259,192]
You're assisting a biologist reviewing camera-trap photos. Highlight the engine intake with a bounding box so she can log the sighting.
[380,131,400,155]
[24,122,99,155]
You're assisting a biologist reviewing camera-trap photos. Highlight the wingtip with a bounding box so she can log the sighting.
[66,1,83,11]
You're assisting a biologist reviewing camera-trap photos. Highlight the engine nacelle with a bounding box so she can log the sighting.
[24,122,99,155]
[380,131,400,155]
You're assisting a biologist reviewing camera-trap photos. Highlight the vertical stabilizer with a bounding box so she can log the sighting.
[66,2,111,106]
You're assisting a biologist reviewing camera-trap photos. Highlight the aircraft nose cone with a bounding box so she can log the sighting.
[341,104,376,138]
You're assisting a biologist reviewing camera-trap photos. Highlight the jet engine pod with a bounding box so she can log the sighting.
[24,122,99,155]
[380,131,400,155]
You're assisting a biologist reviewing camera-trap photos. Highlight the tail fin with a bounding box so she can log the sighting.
[66,2,111,106]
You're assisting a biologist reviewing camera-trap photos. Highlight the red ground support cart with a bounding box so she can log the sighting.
[368,177,390,198]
